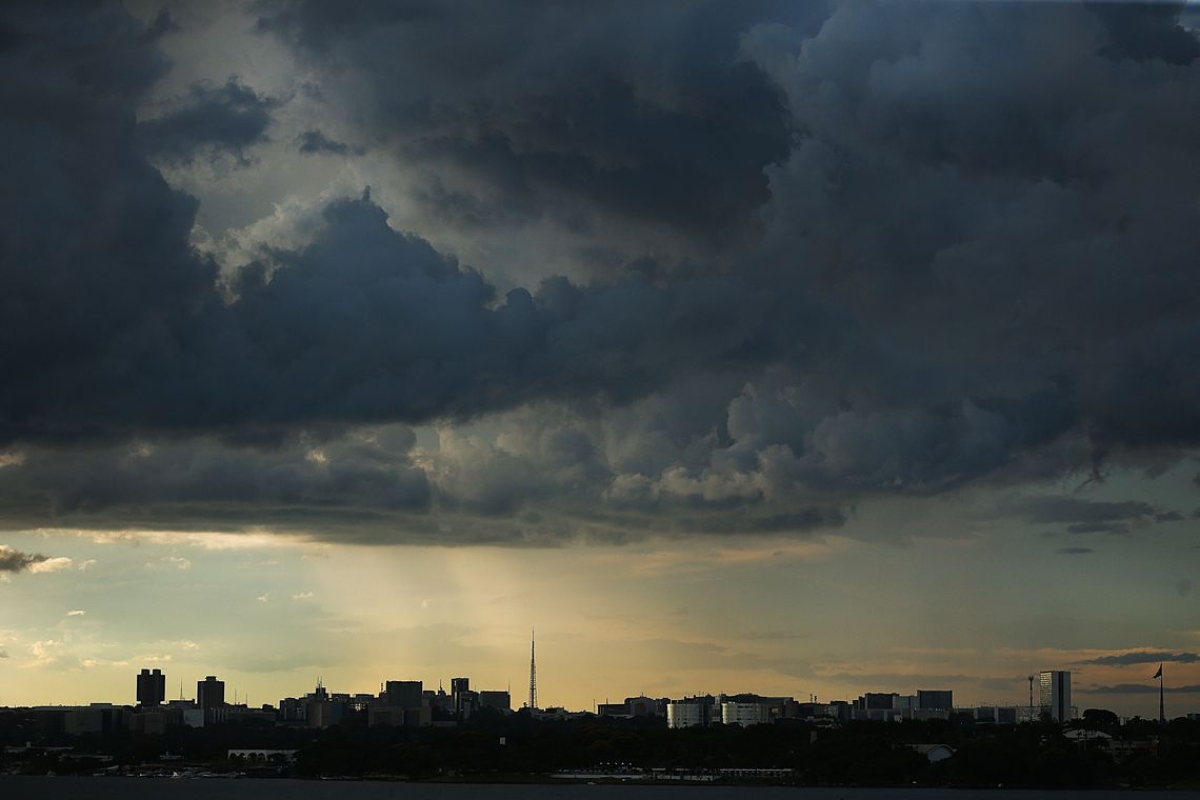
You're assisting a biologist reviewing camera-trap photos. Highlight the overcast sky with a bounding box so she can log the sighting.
[1,0,1199,718]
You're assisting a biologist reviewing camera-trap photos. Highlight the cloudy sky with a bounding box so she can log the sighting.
[2,0,1199,718]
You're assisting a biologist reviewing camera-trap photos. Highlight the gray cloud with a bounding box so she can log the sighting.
[1056,547,1094,556]
[0,427,430,535]
[296,129,361,156]
[1079,650,1200,667]
[1018,498,1158,528]
[1082,684,1200,695]
[0,545,50,573]
[255,0,801,256]
[139,78,278,163]
[4,2,1200,542]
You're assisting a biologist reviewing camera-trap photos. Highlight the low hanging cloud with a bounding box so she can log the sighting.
[1083,684,1200,695]
[3,3,1200,544]
[0,545,51,573]
[1079,650,1200,667]
[1015,498,1162,535]
[296,130,361,156]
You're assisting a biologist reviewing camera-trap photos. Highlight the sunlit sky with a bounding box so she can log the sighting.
[2,1,1199,719]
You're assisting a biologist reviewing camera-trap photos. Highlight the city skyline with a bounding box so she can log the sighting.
[2,2,1200,719]
[10,659,1192,728]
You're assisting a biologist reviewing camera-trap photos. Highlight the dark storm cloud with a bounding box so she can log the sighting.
[1,1,216,446]
[0,429,431,533]
[0,545,50,573]
[296,129,361,156]
[1092,0,1200,64]
[734,1,1200,477]
[5,2,1200,542]
[2,181,776,444]
[1056,547,1094,556]
[139,78,278,163]
[255,0,803,251]
[1080,650,1200,667]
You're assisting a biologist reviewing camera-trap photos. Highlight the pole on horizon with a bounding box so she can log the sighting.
[1154,663,1164,723]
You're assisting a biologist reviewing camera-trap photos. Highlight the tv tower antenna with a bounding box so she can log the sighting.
[528,627,538,711]
[1028,675,1035,720]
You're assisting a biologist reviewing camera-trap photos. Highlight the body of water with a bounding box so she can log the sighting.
[0,778,1189,800]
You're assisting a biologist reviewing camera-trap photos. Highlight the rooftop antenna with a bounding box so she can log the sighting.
[528,626,538,711]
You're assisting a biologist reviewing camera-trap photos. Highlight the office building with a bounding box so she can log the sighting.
[1040,670,1072,722]
[198,675,226,710]
[721,701,771,727]
[479,690,511,713]
[667,696,716,728]
[136,668,166,707]
[451,677,477,719]
[917,690,953,710]
[385,680,423,709]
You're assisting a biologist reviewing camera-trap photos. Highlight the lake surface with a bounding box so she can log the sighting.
[0,778,1189,800]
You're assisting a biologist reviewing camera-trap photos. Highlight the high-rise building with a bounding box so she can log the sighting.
[136,668,165,707]
[1039,670,1072,722]
[450,677,478,719]
[197,675,225,710]
[385,680,423,709]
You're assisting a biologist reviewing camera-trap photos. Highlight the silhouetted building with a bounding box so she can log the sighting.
[136,668,166,707]
[1040,670,1072,722]
[424,687,453,722]
[129,709,169,735]
[371,680,430,727]
[479,690,511,713]
[917,690,954,710]
[305,680,339,729]
[451,677,478,719]
[198,676,225,710]
[385,680,423,709]
[951,704,1019,724]
[858,692,899,710]
[278,696,307,723]
[598,695,666,718]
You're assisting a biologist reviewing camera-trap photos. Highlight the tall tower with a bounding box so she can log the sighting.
[1028,675,1035,720]
[528,627,538,711]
